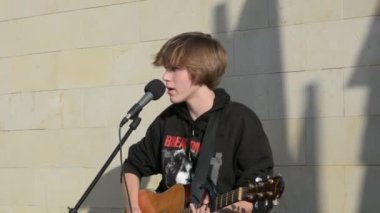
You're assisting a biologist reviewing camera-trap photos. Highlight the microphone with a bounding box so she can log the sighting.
[120,79,165,127]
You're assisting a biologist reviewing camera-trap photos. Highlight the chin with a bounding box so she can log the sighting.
[169,97,184,104]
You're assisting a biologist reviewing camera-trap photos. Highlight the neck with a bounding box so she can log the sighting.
[186,86,215,120]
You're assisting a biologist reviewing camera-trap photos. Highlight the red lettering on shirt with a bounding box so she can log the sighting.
[164,135,187,149]
[190,140,200,154]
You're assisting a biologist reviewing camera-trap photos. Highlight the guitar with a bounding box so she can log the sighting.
[127,175,284,213]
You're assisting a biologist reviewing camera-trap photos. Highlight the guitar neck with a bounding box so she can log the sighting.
[181,187,245,213]
[212,187,246,210]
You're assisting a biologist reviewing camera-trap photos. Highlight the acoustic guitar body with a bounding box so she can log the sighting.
[138,184,185,213]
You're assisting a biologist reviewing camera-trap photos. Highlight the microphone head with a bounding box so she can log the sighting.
[144,79,166,100]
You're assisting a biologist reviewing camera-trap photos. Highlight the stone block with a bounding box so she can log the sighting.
[267,69,344,119]
[316,166,346,213]
[269,0,341,26]
[222,69,345,120]
[234,29,282,75]
[55,128,114,167]
[52,0,139,15]
[0,3,139,57]
[305,117,347,165]
[212,33,235,76]
[303,115,380,166]
[34,91,62,129]
[344,166,380,213]
[61,89,85,128]
[221,75,270,119]
[344,116,380,165]
[0,0,139,21]
[0,130,59,167]
[0,92,62,130]
[0,1,13,20]
[109,42,165,86]
[233,25,307,75]
[262,119,307,166]
[274,166,345,213]
[344,66,380,116]
[8,15,65,56]
[140,0,202,41]
[202,0,269,33]
[70,3,139,48]
[57,48,113,89]
[0,59,11,94]
[11,53,58,93]
[0,21,16,57]
[82,88,109,128]
[0,205,48,213]
[305,17,380,70]
[0,168,45,206]
[40,168,99,207]
[343,0,380,18]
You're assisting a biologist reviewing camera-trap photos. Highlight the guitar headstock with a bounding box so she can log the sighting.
[243,175,285,205]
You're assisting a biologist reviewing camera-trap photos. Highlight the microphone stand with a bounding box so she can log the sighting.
[68,114,141,213]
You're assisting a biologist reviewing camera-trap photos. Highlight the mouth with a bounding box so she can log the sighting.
[166,86,175,92]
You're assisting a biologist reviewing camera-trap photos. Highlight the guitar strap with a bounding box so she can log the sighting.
[189,109,221,204]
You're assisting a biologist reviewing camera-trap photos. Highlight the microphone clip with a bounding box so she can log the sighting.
[119,105,142,127]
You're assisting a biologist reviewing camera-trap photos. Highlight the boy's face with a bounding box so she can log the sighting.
[162,66,201,104]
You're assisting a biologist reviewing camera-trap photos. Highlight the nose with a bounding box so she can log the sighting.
[162,70,171,82]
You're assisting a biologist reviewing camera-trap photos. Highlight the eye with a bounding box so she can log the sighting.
[166,66,180,72]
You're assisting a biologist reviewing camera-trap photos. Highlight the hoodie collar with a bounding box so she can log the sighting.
[174,88,230,124]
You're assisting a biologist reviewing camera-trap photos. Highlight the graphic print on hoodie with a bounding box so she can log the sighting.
[162,134,201,187]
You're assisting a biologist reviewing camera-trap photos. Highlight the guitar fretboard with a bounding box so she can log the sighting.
[213,187,244,210]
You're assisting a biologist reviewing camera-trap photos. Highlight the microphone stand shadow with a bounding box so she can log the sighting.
[79,167,153,212]
[68,115,142,213]
[81,166,124,212]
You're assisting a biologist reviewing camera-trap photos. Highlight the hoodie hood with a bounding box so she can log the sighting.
[171,88,230,132]
[174,88,230,121]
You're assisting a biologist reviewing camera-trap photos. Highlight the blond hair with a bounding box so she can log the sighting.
[153,32,227,89]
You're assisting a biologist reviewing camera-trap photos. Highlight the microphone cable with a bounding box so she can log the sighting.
[119,125,133,213]
[117,79,165,212]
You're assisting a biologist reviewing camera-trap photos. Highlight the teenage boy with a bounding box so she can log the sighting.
[123,32,273,213]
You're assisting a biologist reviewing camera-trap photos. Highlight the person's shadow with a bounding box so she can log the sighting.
[348,4,380,213]
[215,1,317,212]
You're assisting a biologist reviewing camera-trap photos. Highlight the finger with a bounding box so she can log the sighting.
[189,203,197,213]
[201,203,210,213]
[201,193,210,204]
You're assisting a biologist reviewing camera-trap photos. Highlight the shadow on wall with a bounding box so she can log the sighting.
[77,0,332,212]
[66,1,380,213]
[80,166,151,213]
[215,1,319,213]
[82,166,124,212]
[348,4,380,213]
[214,0,319,213]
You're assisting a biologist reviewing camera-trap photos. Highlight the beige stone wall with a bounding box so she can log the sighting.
[0,0,379,212]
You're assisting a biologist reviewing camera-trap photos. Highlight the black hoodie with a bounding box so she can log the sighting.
[124,88,273,196]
